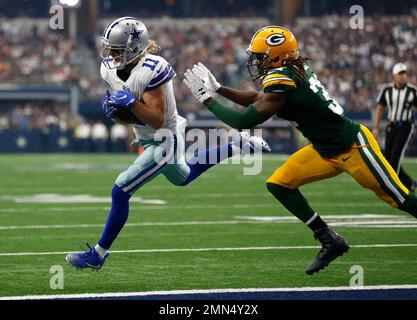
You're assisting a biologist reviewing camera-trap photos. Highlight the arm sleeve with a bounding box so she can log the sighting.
[206,100,264,131]
[376,87,387,107]
[414,89,417,107]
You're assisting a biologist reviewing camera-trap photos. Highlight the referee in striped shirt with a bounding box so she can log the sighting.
[372,63,417,192]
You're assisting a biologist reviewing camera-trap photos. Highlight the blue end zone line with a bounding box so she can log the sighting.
[2,285,417,300]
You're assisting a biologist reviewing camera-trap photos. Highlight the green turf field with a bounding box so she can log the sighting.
[0,153,416,298]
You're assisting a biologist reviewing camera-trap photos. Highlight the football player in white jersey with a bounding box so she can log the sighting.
[65,17,270,270]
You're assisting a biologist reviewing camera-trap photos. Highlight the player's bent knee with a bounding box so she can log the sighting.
[266,175,298,189]
[112,184,131,202]
[266,168,299,189]
[266,181,278,193]
[266,182,292,200]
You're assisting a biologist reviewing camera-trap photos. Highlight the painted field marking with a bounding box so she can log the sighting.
[0,220,264,231]
[0,202,390,214]
[353,225,417,228]
[236,214,406,221]
[2,284,417,300]
[0,243,416,257]
[0,214,414,231]
[0,194,166,204]
[0,188,390,204]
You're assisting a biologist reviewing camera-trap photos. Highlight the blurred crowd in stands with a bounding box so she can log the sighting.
[2,13,416,117]
[0,102,72,131]
[0,12,416,152]
[0,21,81,86]
[0,102,131,152]
[294,13,417,114]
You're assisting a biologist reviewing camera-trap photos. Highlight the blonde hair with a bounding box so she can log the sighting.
[147,39,161,54]
[131,39,161,67]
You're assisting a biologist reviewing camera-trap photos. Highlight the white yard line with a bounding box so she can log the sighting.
[329,221,417,226]
[346,225,417,228]
[236,214,406,221]
[0,243,416,257]
[0,220,272,231]
[2,284,417,300]
[0,202,389,213]
[0,191,373,199]
[0,214,414,231]
[0,194,166,204]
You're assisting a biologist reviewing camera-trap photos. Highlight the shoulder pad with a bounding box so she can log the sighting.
[141,55,176,90]
[100,62,108,80]
[262,68,296,93]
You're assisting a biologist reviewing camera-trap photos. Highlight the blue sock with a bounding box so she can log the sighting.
[98,184,131,249]
[181,143,233,186]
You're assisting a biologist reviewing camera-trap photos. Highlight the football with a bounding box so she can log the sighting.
[113,102,147,125]
[113,107,143,124]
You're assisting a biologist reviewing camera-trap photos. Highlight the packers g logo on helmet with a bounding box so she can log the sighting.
[247,26,299,79]
[266,34,286,46]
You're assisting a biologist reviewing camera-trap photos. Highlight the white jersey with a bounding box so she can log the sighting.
[100,53,186,140]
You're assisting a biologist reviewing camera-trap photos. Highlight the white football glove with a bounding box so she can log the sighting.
[192,62,221,92]
[183,69,212,104]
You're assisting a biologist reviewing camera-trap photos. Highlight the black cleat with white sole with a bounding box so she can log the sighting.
[305,227,349,275]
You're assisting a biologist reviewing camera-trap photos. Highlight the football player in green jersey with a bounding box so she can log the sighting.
[183,26,417,275]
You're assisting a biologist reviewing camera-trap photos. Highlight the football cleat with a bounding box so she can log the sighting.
[232,131,271,155]
[305,227,349,275]
[65,242,109,271]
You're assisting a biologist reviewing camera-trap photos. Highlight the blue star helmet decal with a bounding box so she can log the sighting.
[128,26,143,41]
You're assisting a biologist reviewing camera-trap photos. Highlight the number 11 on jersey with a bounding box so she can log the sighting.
[142,58,159,71]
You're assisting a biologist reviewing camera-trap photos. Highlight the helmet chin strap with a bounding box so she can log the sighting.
[125,49,147,67]
[121,45,150,70]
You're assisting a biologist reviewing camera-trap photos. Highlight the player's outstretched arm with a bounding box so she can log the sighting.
[204,92,284,130]
[183,69,285,131]
[192,62,261,106]
[216,86,263,107]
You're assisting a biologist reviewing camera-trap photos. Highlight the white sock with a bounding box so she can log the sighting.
[94,244,108,258]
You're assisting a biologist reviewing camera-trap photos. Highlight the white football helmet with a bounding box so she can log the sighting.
[100,17,149,70]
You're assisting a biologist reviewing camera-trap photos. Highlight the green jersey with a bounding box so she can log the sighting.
[261,65,360,157]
